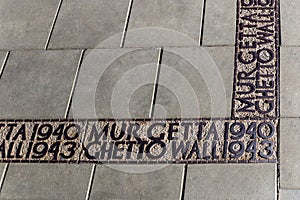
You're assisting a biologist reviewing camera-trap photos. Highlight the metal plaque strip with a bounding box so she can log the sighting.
[0,119,277,163]
[232,0,280,119]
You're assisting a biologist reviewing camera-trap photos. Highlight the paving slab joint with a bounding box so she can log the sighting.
[120,0,134,48]
[44,0,64,50]
[0,52,10,79]
[199,0,207,46]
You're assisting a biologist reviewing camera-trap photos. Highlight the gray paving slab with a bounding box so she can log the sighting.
[280,118,300,189]
[280,47,300,117]
[0,164,92,200]
[70,48,158,119]
[280,190,300,200]
[154,47,234,118]
[0,0,59,50]
[0,50,81,119]
[185,164,277,200]
[202,0,236,46]
[0,50,91,200]
[90,165,183,200]
[48,0,129,49]
[281,1,300,46]
[124,0,202,47]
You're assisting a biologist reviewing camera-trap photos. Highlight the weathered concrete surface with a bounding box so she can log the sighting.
[0,164,91,200]
[202,0,236,46]
[185,164,277,200]
[90,165,183,200]
[49,0,130,49]
[0,0,290,199]
[0,0,59,50]
[154,47,234,118]
[125,0,202,47]
[0,50,81,118]
[280,118,300,189]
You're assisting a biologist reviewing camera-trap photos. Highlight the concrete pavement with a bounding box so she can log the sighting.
[0,0,298,199]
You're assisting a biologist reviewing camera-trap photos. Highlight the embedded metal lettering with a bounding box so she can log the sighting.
[0,119,277,163]
[232,0,279,118]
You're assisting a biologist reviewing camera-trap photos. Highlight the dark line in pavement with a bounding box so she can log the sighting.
[0,51,10,79]
[277,118,281,200]
[85,164,96,200]
[278,0,282,46]
[179,164,188,200]
[44,0,63,50]
[276,1,281,197]
[120,0,134,48]
[64,49,86,118]
[199,0,207,46]
[0,52,11,191]
[0,164,9,193]
[149,47,163,118]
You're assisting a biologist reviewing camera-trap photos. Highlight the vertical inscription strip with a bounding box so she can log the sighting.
[232,0,279,119]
